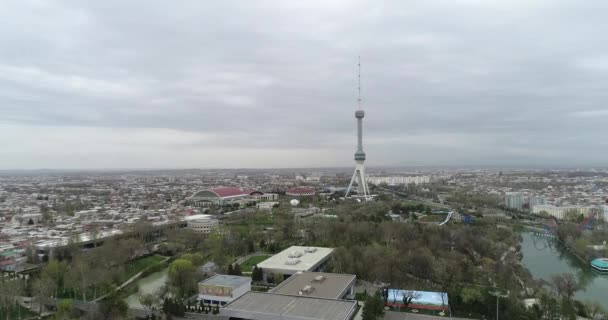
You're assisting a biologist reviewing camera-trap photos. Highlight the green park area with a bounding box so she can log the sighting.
[239,255,270,272]
[124,254,166,280]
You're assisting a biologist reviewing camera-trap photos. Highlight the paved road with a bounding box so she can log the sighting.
[384,311,474,320]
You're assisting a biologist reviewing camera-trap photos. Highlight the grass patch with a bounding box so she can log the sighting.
[239,255,270,272]
[0,305,38,319]
[124,255,166,280]
[418,215,448,223]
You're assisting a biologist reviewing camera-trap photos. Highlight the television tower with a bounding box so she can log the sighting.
[346,57,371,199]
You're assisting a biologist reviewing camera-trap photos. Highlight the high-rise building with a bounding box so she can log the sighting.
[505,192,525,210]
[529,196,547,208]
[346,58,371,199]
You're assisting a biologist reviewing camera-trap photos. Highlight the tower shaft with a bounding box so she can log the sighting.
[357,117,363,152]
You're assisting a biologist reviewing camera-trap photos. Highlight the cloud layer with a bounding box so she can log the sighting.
[1,0,607,169]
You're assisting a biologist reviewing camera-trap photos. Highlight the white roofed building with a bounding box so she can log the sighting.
[256,246,334,282]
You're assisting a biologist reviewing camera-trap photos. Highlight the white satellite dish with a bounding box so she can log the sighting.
[290,199,300,206]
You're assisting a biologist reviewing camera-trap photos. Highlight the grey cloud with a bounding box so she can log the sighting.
[1,0,608,168]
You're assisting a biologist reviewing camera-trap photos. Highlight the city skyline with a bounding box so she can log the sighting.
[2,1,608,169]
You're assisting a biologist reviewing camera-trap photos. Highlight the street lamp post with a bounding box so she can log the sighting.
[488,290,509,320]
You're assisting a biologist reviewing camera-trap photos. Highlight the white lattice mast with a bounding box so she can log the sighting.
[346,57,371,198]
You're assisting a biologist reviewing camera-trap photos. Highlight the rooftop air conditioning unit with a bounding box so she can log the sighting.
[288,251,303,258]
[299,285,314,295]
[285,258,301,265]
[312,275,326,283]
[304,247,317,253]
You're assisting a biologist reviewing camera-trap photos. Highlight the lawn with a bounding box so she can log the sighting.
[124,254,166,280]
[239,255,270,272]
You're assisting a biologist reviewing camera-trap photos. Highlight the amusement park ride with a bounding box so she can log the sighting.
[541,212,598,236]
[533,212,599,251]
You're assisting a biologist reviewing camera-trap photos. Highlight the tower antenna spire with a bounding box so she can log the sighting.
[357,56,361,110]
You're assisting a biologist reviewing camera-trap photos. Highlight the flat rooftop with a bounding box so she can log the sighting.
[221,292,356,320]
[271,272,356,299]
[256,246,334,273]
[199,274,251,288]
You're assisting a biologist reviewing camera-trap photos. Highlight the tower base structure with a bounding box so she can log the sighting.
[345,161,371,199]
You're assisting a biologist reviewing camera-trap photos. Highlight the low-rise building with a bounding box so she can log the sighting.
[256,246,334,282]
[220,292,357,320]
[197,274,251,306]
[253,193,279,202]
[257,202,279,211]
[270,272,356,299]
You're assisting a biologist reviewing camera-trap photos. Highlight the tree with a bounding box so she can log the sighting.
[32,276,54,316]
[55,299,74,320]
[460,286,481,302]
[0,278,23,320]
[252,266,263,282]
[584,300,606,319]
[67,256,91,301]
[99,294,128,319]
[168,259,196,298]
[362,291,385,320]
[25,245,40,264]
[138,292,159,317]
[550,273,582,301]
[180,252,204,266]
[227,264,234,275]
[43,259,68,298]
[233,264,242,276]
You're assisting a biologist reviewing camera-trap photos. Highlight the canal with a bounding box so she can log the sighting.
[124,268,168,309]
[521,232,608,308]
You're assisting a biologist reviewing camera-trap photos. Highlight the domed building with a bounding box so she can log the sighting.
[189,187,277,207]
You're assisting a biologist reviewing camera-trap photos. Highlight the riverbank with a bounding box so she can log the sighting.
[124,268,169,309]
[520,232,608,308]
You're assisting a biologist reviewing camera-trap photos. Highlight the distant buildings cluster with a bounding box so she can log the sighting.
[505,192,608,221]
[366,175,430,186]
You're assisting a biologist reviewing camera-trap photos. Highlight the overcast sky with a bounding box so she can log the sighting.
[1,0,607,169]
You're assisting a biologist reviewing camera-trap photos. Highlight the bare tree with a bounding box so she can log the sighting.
[138,291,159,317]
[32,276,54,316]
[549,273,582,301]
[0,279,24,320]
[584,300,606,319]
